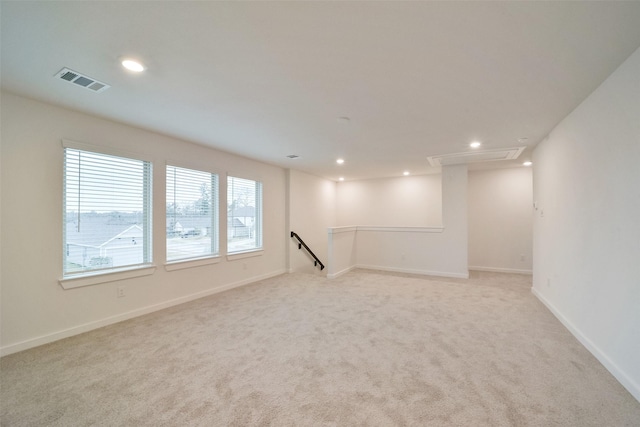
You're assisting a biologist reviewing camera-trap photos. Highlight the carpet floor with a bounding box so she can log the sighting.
[1,269,639,426]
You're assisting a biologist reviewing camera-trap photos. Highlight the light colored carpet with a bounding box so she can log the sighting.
[2,270,639,426]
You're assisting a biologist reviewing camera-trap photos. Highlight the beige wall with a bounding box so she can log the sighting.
[468,168,533,273]
[287,169,336,274]
[336,174,442,227]
[335,167,532,274]
[329,165,469,279]
[0,92,287,354]
[532,47,640,401]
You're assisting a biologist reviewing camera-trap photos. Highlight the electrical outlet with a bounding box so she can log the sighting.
[117,286,125,298]
[242,263,247,270]
[520,254,526,262]
[546,278,551,288]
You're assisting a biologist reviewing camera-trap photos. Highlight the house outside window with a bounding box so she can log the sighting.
[63,146,152,276]
[227,176,262,253]
[166,165,219,262]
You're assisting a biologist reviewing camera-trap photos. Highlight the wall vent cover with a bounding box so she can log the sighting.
[55,68,110,93]
[427,147,525,167]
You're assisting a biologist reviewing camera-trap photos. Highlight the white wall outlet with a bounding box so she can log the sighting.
[520,254,526,261]
[547,278,551,288]
[117,286,125,298]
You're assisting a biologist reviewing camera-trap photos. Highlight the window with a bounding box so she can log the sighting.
[166,165,218,262]
[63,147,152,276]
[227,176,262,253]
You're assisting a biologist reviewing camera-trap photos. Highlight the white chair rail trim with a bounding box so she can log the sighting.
[328,225,444,234]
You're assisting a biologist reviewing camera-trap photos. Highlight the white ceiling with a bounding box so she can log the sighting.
[2,1,640,181]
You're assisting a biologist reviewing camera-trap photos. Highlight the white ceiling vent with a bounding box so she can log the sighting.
[427,146,525,167]
[55,68,110,93]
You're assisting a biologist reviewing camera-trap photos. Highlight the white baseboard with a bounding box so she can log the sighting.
[327,265,356,279]
[469,266,533,275]
[357,264,469,279]
[330,264,528,280]
[1,269,286,357]
[532,287,640,403]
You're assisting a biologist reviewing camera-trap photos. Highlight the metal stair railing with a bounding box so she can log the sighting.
[290,231,325,271]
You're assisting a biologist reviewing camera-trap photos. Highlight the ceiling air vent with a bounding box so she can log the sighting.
[55,68,110,93]
[427,147,525,167]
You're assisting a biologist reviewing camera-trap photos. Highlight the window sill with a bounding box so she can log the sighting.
[227,249,264,261]
[59,265,156,289]
[165,256,221,272]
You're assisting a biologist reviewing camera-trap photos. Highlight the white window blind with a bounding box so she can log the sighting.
[63,148,152,276]
[227,176,262,253]
[166,165,219,262]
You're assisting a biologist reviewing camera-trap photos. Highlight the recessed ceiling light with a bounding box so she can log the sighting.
[518,137,529,143]
[121,59,145,72]
[286,154,300,159]
[336,158,345,165]
[338,177,344,181]
[470,141,481,148]
[403,171,410,176]
[523,161,533,166]
[337,116,350,124]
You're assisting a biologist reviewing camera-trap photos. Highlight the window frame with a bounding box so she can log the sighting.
[165,164,220,267]
[60,140,155,289]
[226,174,263,256]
